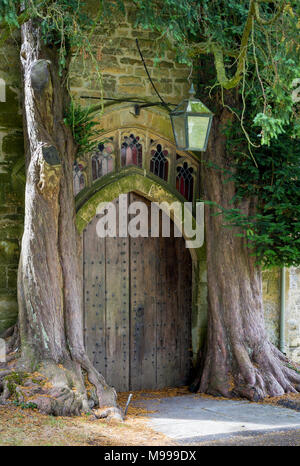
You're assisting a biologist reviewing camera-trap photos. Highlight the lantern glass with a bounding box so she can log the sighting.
[187,115,210,149]
[171,113,186,148]
[170,84,213,152]
[187,101,210,113]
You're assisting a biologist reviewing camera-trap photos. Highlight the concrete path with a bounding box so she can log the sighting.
[133,395,300,444]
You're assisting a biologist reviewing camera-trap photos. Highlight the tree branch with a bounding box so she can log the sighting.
[192,0,285,90]
[212,0,258,90]
[254,0,286,26]
[0,0,52,47]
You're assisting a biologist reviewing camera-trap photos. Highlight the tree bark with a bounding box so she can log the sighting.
[194,106,300,400]
[1,19,119,417]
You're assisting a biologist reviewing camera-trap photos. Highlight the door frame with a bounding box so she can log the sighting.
[76,170,207,363]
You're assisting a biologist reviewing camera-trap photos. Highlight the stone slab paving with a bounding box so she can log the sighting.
[133,395,300,444]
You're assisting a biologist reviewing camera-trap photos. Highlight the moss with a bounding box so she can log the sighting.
[2,131,24,157]
[0,222,24,240]
[0,295,18,335]
[0,267,6,288]
[31,378,44,386]
[7,268,17,288]
[13,401,38,410]
[0,240,19,263]
[5,371,29,386]
[76,169,183,229]
[0,87,22,129]
[4,372,29,400]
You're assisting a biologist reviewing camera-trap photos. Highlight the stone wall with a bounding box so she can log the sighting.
[0,36,24,335]
[262,269,281,348]
[287,268,300,362]
[70,3,191,105]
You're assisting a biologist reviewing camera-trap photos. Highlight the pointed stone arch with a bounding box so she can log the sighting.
[76,170,207,364]
[75,107,207,365]
[76,170,201,262]
[73,104,200,204]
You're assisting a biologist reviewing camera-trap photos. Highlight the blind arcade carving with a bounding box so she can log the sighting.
[73,128,199,202]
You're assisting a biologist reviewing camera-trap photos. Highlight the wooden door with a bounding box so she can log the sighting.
[83,193,192,391]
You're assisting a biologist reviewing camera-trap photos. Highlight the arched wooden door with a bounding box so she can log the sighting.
[83,192,192,391]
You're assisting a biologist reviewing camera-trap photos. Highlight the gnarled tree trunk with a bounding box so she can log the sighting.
[194,106,300,400]
[0,19,119,417]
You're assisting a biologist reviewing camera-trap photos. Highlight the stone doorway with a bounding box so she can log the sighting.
[83,192,192,391]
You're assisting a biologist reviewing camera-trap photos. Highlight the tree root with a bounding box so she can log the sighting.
[234,344,300,401]
[1,324,20,355]
[0,329,122,419]
[197,340,300,402]
[0,358,123,420]
[94,407,124,422]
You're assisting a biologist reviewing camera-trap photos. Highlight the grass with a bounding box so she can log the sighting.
[1,386,299,446]
[0,405,174,446]
[0,387,187,446]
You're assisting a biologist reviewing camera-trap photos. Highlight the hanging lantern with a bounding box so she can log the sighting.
[170,84,213,152]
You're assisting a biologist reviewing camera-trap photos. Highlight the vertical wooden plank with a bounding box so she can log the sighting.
[155,232,168,389]
[105,197,130,392]
[83,215,107,379]
[83,191,192,392]
[129,193,157,390]
[156,228,181,388]
[166,233,181,387]
[155,210,173,388]
[176,237,192,385]
[156,211,192,389]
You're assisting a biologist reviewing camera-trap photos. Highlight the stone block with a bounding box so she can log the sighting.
[0,87,22,129]
[0,239,19,264]
[119,76,142,85]
[119,57,141,66]
[0,267,6,288]
[0,295,18,335]
[118,85,145,95]
[101,67,123,76]
[2,131,24,156]
[7,268,17,289]
[148,81,173,95]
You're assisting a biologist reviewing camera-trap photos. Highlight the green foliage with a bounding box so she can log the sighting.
[4,371,28,386]
[132,0,201,64]
[253,112,285,146]
[207,124,300,268]
[99,0,125,16]
[125,0,300,268]
[0,0,20,27]
[36,0,93,71]
[130,0,300,144]
[13,401,38,410]
[4,371,29,399]
[0,0,99,74]
[64,101,103,157]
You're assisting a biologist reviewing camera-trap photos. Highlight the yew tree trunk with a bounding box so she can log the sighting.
[195,106,300,400]
[1,19,119,416]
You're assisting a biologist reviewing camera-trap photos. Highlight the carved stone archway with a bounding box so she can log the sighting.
[75,107,207,370]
